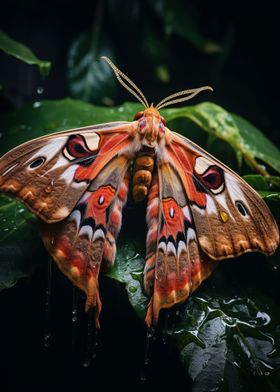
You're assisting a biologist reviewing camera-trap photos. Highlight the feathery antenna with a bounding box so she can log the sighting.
[101,56,149,108]
[155,86,213,110]
[101,56,213,110]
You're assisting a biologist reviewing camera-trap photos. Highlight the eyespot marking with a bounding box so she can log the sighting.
[29,157,45,169]
[98,195,104,205]
[236,201,248,216]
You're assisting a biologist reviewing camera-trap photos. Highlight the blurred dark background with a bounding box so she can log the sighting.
[0,0,279,146]
[0,1,279,391]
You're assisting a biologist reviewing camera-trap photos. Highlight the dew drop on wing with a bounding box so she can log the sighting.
[43,258,52,348]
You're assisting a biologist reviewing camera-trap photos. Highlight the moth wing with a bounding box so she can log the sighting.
[144,129,279,326]
[0,121,134,223]
[144,165,216,326]
[167,130,279,259]
[39,149,131,327]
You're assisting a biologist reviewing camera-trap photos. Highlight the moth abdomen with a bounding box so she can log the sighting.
[132,154,154,202]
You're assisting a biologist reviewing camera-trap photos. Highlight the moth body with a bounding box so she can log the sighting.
[132,107,166,202]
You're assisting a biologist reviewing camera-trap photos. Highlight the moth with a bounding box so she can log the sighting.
[0,57,278,328]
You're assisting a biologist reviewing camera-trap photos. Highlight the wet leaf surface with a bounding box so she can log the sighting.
[244,175,280,201]
[107,240,147,320]
[0,196,44,290]
[0,100,141,154]
[167,294,280,392]
[164,102,280,175]
[0,30,51,76]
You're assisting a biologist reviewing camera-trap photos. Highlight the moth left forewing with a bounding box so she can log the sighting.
[0,121,134,223]
[39,153,131,327]
[168,130,279,259]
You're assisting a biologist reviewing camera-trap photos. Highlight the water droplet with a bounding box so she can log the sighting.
[83,359,90,368]
[273,265,278,270]
[83,310,98,367]
[33,101,41,108]
[71,287,80,346]
[72,312,77,323]
[256,311,271,326]
[37,86,44,94]
[44,332,51,348]
[140,373,147,382]
[140,327,153,382]
[43,258,52,348]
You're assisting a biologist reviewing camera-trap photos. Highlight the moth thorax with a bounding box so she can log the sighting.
[132,154,154,202]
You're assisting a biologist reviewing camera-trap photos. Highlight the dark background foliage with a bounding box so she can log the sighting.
[0,0,279,149]
[0,1,279,391]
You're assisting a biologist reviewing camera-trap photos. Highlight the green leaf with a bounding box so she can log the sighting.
[0,195,33,243]
[164,102,280,175]
[243,175,280,225]
[67,31,117,105]
[0,30,51,77]
[165,295,280,392]
[0,195,43,290]
[0,99,141,155]
[233,114,280,175]
[107,240,147,320]
[244,175,280,202]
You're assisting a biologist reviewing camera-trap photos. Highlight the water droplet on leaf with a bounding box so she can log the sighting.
[37,86,44,94]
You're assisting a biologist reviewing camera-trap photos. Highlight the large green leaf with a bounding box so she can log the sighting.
[107,240,147,320]
[67,30,117,105]
[164,102,280,175]
[167,295,280,392]
[0,30,51,77]
[0,99,141,155]
[0,196,43,290]
[244,175,280,202]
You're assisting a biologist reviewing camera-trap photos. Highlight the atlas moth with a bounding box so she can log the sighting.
[0,57,278,328]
